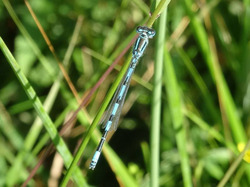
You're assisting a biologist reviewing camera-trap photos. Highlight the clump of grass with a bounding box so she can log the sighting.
[0,0,249,186]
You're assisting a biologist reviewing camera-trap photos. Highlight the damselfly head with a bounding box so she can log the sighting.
[136,26,156,38]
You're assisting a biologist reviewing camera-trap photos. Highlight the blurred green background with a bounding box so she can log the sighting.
[0,0,249,186]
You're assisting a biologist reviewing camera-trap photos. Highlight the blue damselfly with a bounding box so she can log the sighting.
[89,26,156,170]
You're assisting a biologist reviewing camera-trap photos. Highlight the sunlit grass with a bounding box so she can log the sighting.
[0,0,249,186]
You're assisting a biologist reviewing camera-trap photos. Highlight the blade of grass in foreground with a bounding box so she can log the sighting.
[0,37,87,186]
[163,47,193,187]
[150,3,167,187]
[5,16,83,186]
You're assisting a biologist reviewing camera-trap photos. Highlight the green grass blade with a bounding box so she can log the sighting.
[163,48,193,187]
[5,16,83,185]
[0,37,87,186]
[147,0,170,27]
[149,4,167,187]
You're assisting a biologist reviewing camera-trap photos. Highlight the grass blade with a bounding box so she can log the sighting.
[150,3,167,187]
[163,48,193,187]
[0,37,87,186]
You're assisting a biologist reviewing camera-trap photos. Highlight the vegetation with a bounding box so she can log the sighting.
[0,0,249,186]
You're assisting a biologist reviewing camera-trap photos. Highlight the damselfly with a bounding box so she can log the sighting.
[89,26,156,170]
